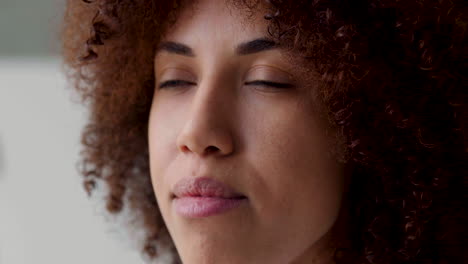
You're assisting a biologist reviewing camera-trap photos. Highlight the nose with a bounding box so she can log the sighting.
[176,81,235,157]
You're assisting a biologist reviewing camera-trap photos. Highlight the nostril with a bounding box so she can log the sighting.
[181,145,191,153]
[204,146,219,155]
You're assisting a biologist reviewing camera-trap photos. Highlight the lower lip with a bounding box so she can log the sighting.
[173,196,247,218]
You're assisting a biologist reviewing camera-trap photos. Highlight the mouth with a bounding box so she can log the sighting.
[171,176,247,218]
[171,176,247,199]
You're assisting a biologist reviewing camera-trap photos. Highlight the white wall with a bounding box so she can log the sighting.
[0,58,147,264]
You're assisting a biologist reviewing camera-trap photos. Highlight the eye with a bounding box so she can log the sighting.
[245,80,294,89]
[158,79,196,89]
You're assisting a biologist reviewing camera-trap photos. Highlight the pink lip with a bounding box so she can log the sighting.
[172,176,245,199]
[171,176,247,218]
[173,196,247,218]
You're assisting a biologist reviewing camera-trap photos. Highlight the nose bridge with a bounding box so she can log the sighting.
[176,71,235,157]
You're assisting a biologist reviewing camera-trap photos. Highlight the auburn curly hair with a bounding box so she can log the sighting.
[62,0,467,263]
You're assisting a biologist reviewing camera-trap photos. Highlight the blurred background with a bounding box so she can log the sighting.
[0,1,146,263]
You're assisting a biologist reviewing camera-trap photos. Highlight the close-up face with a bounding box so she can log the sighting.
[148,0,346,263]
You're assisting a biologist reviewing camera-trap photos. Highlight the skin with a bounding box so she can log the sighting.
[148,0,346,263]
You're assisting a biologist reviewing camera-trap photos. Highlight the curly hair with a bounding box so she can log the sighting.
[62,0,467,263]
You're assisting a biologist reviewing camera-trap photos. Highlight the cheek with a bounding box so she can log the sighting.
[149,111,172,166]
[244,102,344,236]
[147,99,184,196]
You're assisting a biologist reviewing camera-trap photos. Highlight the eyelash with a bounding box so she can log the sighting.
[158,80,196,89]
[158,80,293,89]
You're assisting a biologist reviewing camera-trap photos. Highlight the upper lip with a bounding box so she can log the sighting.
[172,176,246,199]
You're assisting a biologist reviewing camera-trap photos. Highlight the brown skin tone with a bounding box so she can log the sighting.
[148,0,345,263]
[63,0,465,262]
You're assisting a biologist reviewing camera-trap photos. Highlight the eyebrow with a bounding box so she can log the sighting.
[156,38,278,57]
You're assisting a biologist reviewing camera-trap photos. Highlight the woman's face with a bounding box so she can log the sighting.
[148,0,345,263]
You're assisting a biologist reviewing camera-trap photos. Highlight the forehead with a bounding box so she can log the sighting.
[161,0,270,47]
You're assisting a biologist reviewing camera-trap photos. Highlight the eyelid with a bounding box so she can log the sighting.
[157,67,197,83]
[245,65,295,84]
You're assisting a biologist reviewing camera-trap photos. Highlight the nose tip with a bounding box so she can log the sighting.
[176,120,234,157]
